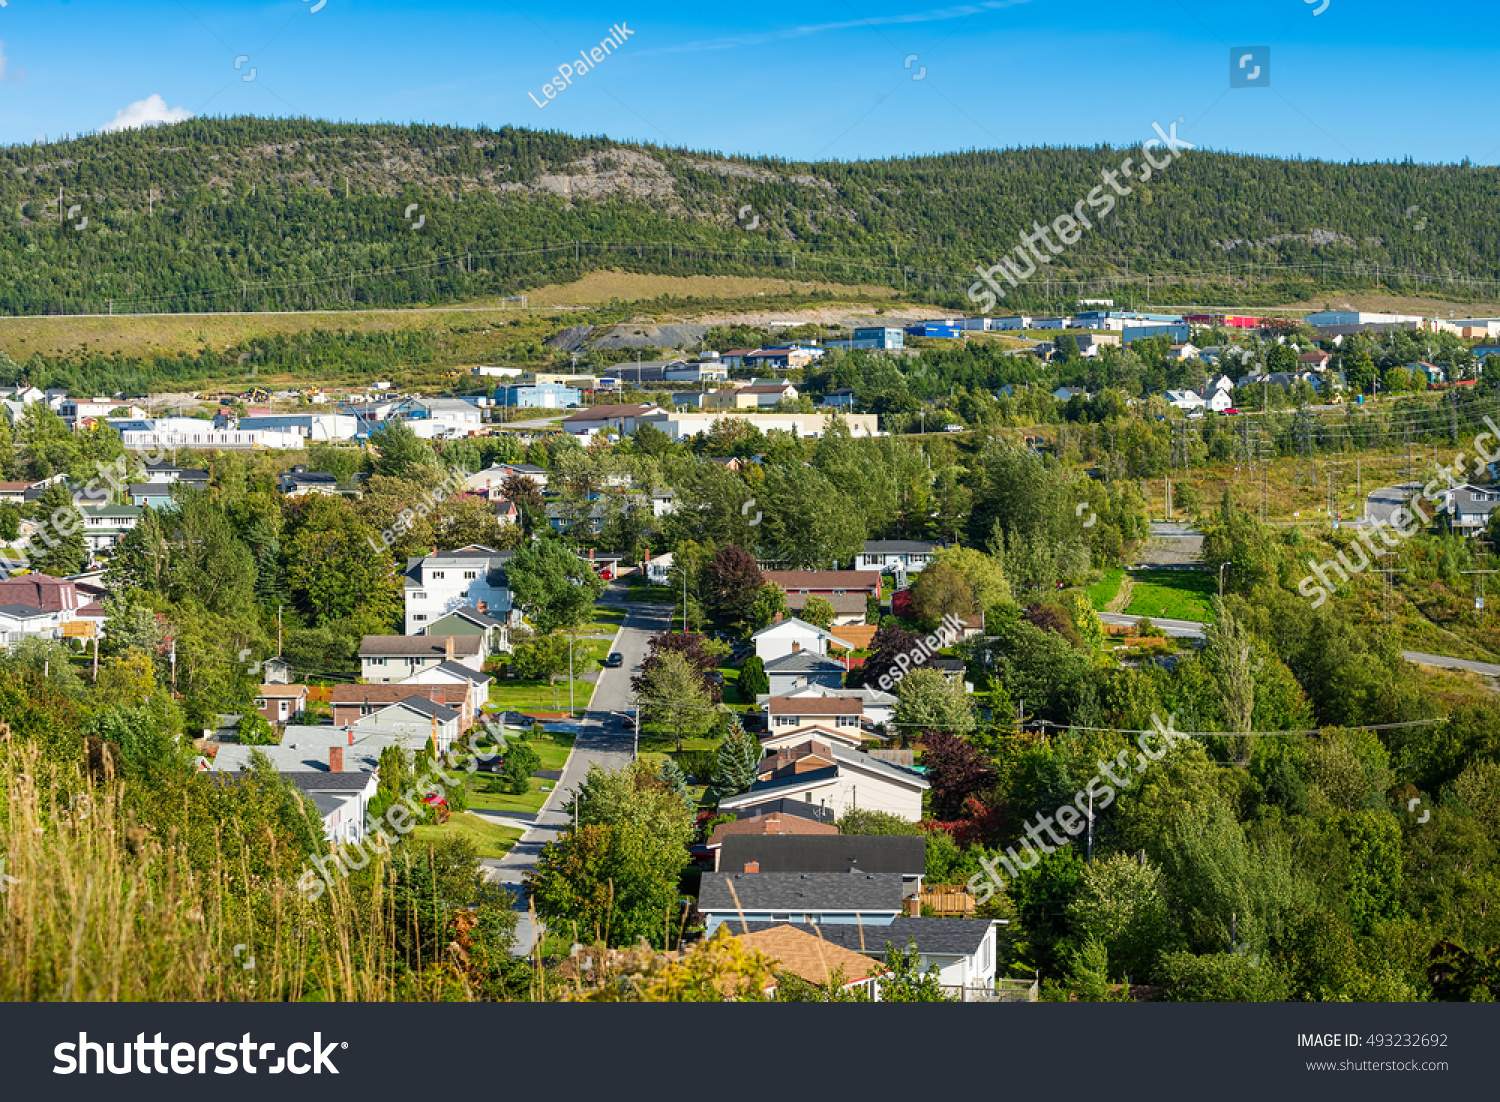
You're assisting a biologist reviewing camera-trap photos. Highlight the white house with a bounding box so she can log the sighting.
[360,634,485,683]
[736,918,999,993]
[718,741,929,822]
[645,550,674,586]
[759,685,898,728]
[78,505,142,554]
[857,540,939,574]
[401,660,494,724]
[751,617,839,663]
[697,870,909,936]
[1437,483,1500,535]
[355,698,463,753]
[402,547,514,639]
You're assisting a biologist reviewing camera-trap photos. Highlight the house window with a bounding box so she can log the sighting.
[413,614,427,622]
[833,589,846,595]
[413,592,426,601]
[370,657,386,666]
[776,716,796,727]
[771,914,792,922]
[431,571,445,580]
[463,571,478,580]
[836,716,856,727]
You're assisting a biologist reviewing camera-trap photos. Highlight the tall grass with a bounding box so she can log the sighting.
[0,738,417,1001]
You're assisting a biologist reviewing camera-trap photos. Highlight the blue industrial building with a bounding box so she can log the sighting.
[494,382,583,408]
[1122,323,1191,344]
[852,327,905,350]
[904,324,963,340]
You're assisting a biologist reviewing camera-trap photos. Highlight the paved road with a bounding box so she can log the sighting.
[1400,651,1500,678]
[1098,611,1207,639]
[483,584,672,955]
[1366,483,1421,526]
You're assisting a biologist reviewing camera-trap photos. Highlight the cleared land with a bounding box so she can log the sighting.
[1123,569,1218,623]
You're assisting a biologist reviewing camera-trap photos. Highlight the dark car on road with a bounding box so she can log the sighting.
[604,652,624,668]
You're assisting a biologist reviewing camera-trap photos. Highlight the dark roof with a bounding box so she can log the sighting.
[432,605,505,629]
[0,602,46,618]
[768,697,861,716]
[378,695,461,722]
[763,652,846,674]
[931,658,965,672]
[764,570,882,591]
[699,871,908,913]
[734,917,991,958]
[282,771,376,793]
[0,574,75,614]
[430,659,494,685]
[733,798,835,824]
[862,540,940,554]
[283,471,339,485]
[719,835,925,876]
[735,764,839,799]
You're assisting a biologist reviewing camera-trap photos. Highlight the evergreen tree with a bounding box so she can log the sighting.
[711,715,762,797]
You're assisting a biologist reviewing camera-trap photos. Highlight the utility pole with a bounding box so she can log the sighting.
[277,605,283,656]
[1219,560,1233,600]
[1460,569,1500,619]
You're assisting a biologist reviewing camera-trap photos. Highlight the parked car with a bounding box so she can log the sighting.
[599,567,615,580]
[704,671,725,687]
[945,424,965,432]
[604,652,624,668]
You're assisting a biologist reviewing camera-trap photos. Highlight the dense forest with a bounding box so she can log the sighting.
[1,116,1498,316]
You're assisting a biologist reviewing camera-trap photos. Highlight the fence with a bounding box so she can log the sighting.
[919,886,976,917]
[943,977,1039,1003]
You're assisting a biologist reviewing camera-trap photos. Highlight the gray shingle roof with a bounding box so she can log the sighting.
[733,917,992,957]
[719,834,925,876]
[699,871,908,914]
[831,745,930,789]
[282,771,376,793]
[360,635,482,658]
[376,696,460,722]
[763,652,846,674]
[861,540,940,554]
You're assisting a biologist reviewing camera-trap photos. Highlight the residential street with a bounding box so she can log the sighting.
[482,583,673,955]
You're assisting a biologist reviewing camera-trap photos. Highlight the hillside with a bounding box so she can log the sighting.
[4,117,1500,319]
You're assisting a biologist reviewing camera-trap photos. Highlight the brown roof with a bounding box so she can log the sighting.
[768,697,863,716]
[708,813,839,848]
[0,574,77,614]
[258,684,309,698]
[0,481,30,492]
[787,592,868,617]
[765,570,881,592]
[330,684,467,706]
[561,404,659,422]
[732,925,885,989]
[739,384,794,394]
[830,624,878,651]
[359,635,482,658]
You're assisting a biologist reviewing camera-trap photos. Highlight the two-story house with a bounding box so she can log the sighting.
[856,540,940,576]
[360,634,485,684]
[402,547,514,644]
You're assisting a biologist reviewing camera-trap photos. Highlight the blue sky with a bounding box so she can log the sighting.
[0,0,1493,164]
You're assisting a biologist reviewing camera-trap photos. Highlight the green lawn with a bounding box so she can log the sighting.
[465,732,576,817]
[1088,568,1126,611]
[581,605,629,634]
[407,813,523,860]
[487,678,595,713]
[1123,569,1218,623]
[625,576,677,604]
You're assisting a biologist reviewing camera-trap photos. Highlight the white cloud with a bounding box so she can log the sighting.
[0,41,9,82]
[100,94,192,134]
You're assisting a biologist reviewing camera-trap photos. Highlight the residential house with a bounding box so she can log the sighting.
[704,811,838,858]
[697,870,911,935]
[354,697,463,753]
[0,603,60,643]
[421,605,507,656]
[751,617,839,663]
[262,656,295,685]
[718,738,930,822]
[0,481,32,505]
[78,505,142,554]
[1437,483,1500,535]
[758,685,898,728]
[823,388,857,409]
[735,918,1000,993]
[744,347,820,371]
[645,550,674,586]
[483,463,549,491]
[559,404,664,439]
[254,684,310,726]
[762,697,866,750]
[330,683,474,732]
[360,634,485,683]
[931,658,973,693]
[1052,386,1089,402]
[1408,361,1447,386]
[402,547,514,641]
[763,652,847,695]
[1167,342,1201,361]
[278,468,346,497]
[1299,350,1332,371]
[400,660,494,724]
[717,834,925,883]
[857,540,939,575]
[731,925,886,999]
[763,570,882,602]
[0,574,83,640]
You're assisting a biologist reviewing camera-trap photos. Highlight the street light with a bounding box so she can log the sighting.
[1219,560,1233,600]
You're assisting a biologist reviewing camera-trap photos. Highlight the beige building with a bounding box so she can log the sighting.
[639,410,880,441]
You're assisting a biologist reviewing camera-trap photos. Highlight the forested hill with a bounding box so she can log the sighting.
[3,116,1499,315]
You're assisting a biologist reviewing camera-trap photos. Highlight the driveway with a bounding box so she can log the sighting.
[1400,650,1500,679]
[1098,611,1207,639]
[1366,483,1421,527]
[1134,522,1204,568]
[484,586,672,955]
